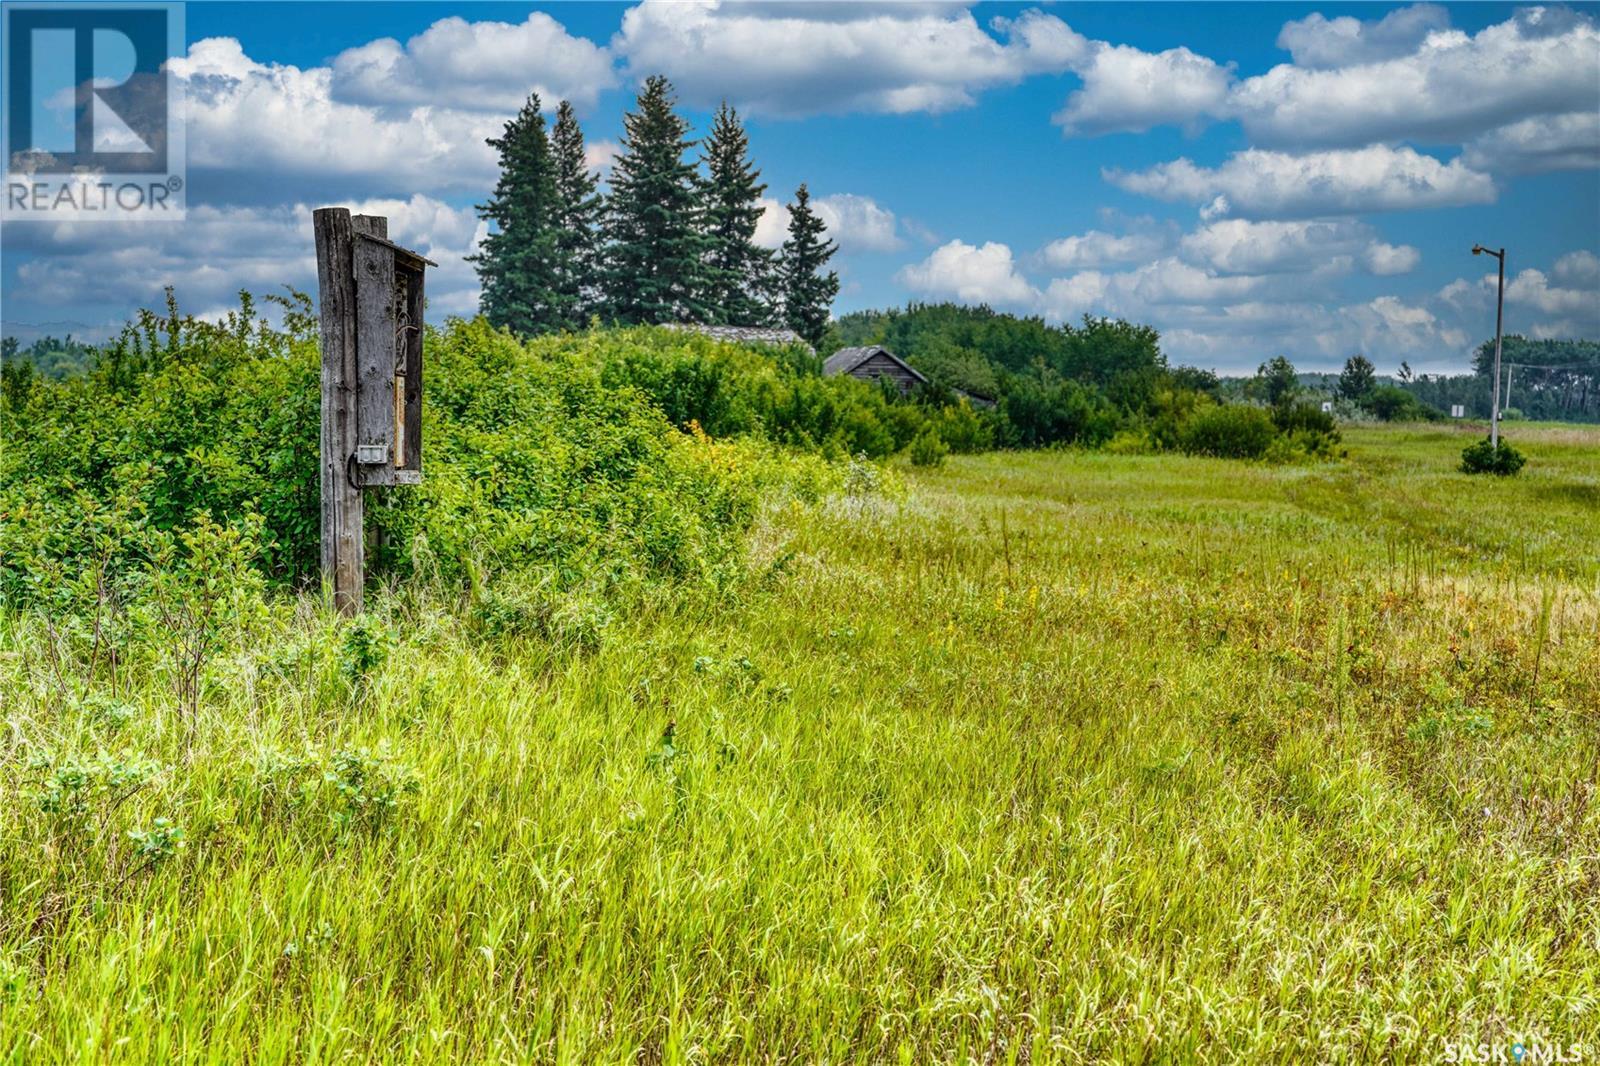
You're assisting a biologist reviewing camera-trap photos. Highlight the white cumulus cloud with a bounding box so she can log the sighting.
[1180,219,1394,275]
[1106,145,1496,218]
[1039,228,1169,269]
[1232,7,1600,149]
[170,37,503,197]
[612,2,1087,116]
[896,239,1038,306]
[1461,110,1600,175]
[756,193,903,253]
[9,196,486,324]
[1053,43,1234,135]
[329,13,615,113]
[1275,4,1451,69]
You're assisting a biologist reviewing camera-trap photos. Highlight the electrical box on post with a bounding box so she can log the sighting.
[351,227,432,486]
[314,206,434,614]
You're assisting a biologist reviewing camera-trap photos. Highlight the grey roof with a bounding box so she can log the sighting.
[823,345,928,383]
[660,322,813,353]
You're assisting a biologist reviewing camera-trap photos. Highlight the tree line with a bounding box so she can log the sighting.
[471,76,839,348]
[1273,342,1599,424]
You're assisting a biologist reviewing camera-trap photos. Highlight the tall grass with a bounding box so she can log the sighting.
[2,424,1597,1062]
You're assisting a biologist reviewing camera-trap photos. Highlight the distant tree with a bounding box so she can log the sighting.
[778,183,839,349]
[1169,365,1222,398]
[1063,316,1166,410]
[601,75,710,325]
[1256,355,1299,407]
[1367,385,1430,422]
[699,102,775,326]
[471,93,562,335]
[1397,360,1414,383]
[1338,354,1377,402]
[550,100,603,331]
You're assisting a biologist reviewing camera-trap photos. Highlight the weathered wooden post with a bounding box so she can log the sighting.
[314,207,432,614]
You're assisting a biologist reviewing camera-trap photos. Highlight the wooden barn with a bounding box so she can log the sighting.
[823,345,927,394]
[823,344,996,408]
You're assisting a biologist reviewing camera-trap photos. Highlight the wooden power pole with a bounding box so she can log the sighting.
[314,207,431,615]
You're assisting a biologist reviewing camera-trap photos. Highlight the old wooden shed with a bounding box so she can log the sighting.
[823,345,928,394]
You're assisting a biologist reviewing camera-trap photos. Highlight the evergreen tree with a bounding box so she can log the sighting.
[550,100,603,331]
[778,183,839,348]
[470,93,562,336]
[601,76,710,325]
[700,102,775,326]
[1338,354,1376,402]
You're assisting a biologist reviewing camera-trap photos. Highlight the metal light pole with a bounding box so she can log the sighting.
[1472,244,1505,449]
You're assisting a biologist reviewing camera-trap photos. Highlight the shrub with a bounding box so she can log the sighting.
[1460,437,1527,476]
[1366,385,1434,422]
[2,309,771,605]
[999,378,1119,449]
[1178,405,1278,460]
[1271,401,1336,437]
[906,425,949,467]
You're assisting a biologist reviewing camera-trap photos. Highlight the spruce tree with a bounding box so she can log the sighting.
[470,93,562,336]
[601,76,710,325]
[700,102,775,326]
[778,183,839,348]
[550,100,603,331]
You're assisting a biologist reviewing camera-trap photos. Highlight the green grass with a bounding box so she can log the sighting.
[3,424,1598,1063]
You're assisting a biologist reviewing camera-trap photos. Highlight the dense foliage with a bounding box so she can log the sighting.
[1460,436,1528,476]
[0,298,831,610]
[826,301,1339,460]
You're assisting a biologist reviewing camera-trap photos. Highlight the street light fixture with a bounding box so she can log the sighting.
[1473,244,1506,449]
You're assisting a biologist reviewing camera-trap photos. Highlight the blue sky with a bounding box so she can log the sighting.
[4,1,1598,373]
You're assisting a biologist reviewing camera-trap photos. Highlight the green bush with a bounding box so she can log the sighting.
[998,378,1119,449]
[1,306,770,606]
[906,425,949,467]
[599,327,976,459]
[1460,437,1527,476]
[1366,385,1436,422]
[1177,405,1278,460]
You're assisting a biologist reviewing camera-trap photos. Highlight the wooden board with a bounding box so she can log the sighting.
[353,233,397,475]
[314,207,363,614]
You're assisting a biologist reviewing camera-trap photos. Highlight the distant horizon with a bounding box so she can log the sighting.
[3,1,1597,375]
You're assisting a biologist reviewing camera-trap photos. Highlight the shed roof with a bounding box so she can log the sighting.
[823,345,928,383]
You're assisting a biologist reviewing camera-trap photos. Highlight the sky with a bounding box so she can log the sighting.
[2,0,1598,374]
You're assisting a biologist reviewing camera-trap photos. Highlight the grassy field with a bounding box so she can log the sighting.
[3,421,1598,1063]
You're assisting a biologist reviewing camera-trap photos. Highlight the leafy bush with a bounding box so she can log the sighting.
[1366,385,1436,422]
[999,378,1119,449]
[906,425,949,467]
[1271,401,1336,437]
[1178,405,1278,460]
[1460,437,1527,476]
[1269,401,1341,459]
[2,308,775,607]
